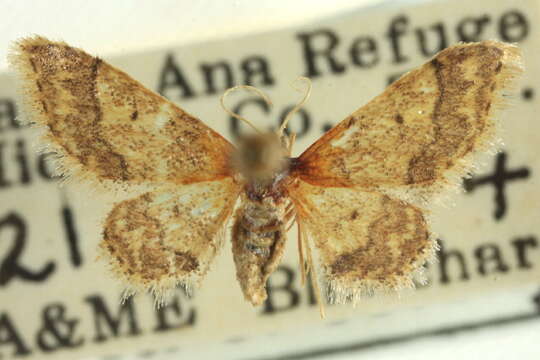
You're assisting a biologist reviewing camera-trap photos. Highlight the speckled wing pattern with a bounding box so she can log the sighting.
[9,36,241,296]
[8,36,234,185]
[289,181,430,303]
[290,41,522,302]
[102,179,240,297]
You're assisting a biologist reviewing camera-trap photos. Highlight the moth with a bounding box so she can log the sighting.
[9,36,522,316]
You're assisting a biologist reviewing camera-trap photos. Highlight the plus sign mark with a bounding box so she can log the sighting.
[464,152,530,221]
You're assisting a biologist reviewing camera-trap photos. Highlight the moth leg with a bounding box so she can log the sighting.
[285,215,296,232]
[302,223,325,318]
[284,200,294,214]
[297,220,306,286]
[284,204,296,232]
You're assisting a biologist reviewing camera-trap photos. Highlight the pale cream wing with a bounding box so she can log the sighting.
[9,36,234,185]
[101,178,240,295]
[293,41,522,201]
[288,180,433,304]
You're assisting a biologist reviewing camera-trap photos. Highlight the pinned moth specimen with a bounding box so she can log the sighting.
[9,37,522,316]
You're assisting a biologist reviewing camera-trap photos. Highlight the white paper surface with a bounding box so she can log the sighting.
[1,0,539,359]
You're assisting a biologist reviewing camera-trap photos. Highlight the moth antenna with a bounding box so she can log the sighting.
[278,76,312,137]
[220,85,272,134]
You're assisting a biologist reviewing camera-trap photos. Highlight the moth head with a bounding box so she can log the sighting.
[220,77,311,182]
[232,132,289,181]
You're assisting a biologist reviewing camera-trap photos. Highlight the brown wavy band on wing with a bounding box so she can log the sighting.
[292,41,522,194]
[9,36,235,186]
[288,180,433,303]
[101,178,240,295]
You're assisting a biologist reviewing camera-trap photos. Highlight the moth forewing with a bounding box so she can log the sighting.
[8,36,235,187]
[293,41,523,201]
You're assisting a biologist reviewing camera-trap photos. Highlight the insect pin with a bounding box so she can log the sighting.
[9,37,522,318]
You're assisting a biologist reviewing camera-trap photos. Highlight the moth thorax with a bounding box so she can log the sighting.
[232,133,289,182]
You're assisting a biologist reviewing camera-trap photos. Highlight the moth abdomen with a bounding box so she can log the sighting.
[231,196,291,305]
